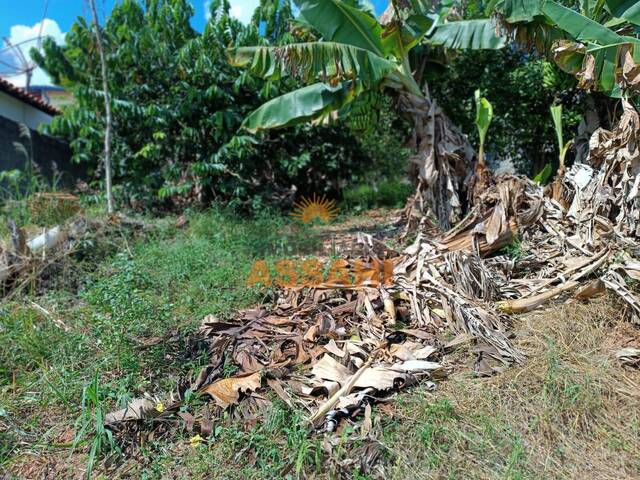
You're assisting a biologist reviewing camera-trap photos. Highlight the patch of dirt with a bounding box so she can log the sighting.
[311,208,404,258]
[5,452,87,480]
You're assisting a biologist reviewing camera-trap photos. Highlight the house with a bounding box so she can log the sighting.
[0,76,61,130]
[0,77,79,185]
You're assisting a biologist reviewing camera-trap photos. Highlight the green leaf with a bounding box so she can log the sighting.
[542,0,623,45]
[605,0,640,26]
[550,104,563,151]
[228,42,397,87]
[294,0,385,56]
[497,0,544,23]
[241,82,358,133]
[588,44,622,96]
[474,89,494,146]
[543,0,640,97]
[533,163,553,184]
[553,40,586,75]
[381,13,438,56]
[560,139,573,164]
[429,19,506,50]
[550,104,573,167]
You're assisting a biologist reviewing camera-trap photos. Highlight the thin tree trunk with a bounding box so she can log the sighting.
[89,0,114,214]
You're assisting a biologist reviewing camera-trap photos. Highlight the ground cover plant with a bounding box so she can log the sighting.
[0,208,312,474]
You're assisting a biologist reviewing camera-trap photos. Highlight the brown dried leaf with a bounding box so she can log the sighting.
[619,44,640,89]
[576,53,596,89]
[311,354,351,384]
[200,372,261,408]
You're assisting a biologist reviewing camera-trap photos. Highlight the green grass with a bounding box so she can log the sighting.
[0,207,322,477]
[1,209,639,479]
[341,178,413,212]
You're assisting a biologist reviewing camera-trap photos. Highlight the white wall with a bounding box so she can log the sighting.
[0,91,53,130]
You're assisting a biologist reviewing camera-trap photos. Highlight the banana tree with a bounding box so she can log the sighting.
[229,0,506,229]
[495,0,640,98]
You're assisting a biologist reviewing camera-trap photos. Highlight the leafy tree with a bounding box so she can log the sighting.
[32,0,384,209]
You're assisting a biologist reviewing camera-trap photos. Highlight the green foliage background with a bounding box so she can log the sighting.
[33,0,408,210]
[429,49,584,176]
[31,0,614,210]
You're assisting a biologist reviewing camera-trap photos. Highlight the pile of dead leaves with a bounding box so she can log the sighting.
[107,101,640,462]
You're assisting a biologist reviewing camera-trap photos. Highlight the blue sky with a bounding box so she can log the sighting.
[0,0,388,87]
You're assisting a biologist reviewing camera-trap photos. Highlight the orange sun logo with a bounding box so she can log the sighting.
[290,193,339,224]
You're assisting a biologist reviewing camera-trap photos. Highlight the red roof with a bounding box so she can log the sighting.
[0,77,62,116]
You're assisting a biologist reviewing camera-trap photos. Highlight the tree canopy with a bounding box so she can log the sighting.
[33,0,400,208]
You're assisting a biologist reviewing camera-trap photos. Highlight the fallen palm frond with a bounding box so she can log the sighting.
[108,99,640,450]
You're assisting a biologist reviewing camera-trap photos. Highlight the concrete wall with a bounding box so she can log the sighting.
[0,114,82,187]
[0,91,53,130]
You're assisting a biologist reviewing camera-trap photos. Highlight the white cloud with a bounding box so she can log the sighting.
[205,0,260,24]
[2,19,65,88]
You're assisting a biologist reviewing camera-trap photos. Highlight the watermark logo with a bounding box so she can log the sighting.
[247,193,394,289]
[247,258,395,288]
[290,193,339,224]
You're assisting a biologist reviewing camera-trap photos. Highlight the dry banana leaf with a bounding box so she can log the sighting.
[200,372,261,408]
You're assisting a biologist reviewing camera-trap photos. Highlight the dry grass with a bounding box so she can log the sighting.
[384,298,640,479]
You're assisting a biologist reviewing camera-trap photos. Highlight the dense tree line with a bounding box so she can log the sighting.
[33,0,638,213]
[33,0,405,210]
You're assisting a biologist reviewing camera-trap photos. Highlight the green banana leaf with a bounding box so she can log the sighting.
[550,104,573,166]
[381,13,438,57]
[550,104,563,151]
[429,19,506,50]
[543,1,640,96]
[228,42,398,87]
[241,82,358,133]
[542,0,624,45]
[497,0,544,23]
[475,89,494,146]
[589,44,621,95]
[533,163,553,184]
[474,89,494,164]
[294,0,385,56]
[605,0,640,26]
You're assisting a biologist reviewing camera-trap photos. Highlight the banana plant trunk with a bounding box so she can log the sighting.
[399,92,474,231]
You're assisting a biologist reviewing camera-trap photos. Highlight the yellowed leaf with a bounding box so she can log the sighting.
[200,372,261,408]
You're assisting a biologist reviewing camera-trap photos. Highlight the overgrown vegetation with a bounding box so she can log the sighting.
[32,0,409,210]
[430,50,585,175]
[0,209,299,471]
[2,211,638,478]
[3,0,640,478]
